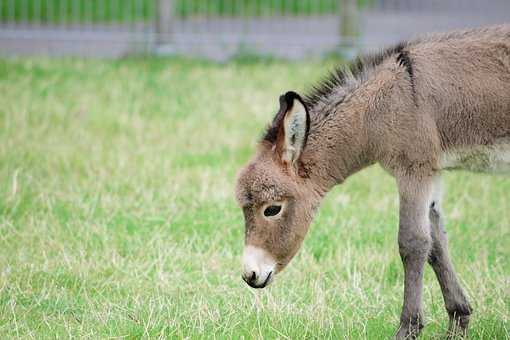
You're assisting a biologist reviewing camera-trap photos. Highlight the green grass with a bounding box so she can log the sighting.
[1,0,371,23]
[0,57,508,339]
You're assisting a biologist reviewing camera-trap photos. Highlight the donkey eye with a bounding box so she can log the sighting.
[264,205,282,217]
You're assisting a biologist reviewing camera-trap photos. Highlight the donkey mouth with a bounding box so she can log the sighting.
[243,271,273,289]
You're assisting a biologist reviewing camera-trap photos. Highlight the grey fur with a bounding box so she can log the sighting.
[236,24,510,338]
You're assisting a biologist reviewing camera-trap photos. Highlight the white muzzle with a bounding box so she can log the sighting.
[242,245,276,288]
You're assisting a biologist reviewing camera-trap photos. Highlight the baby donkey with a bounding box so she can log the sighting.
[236,25,510,338]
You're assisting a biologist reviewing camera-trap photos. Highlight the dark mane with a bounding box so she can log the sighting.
[396,49,417,106]
[303,41,408,108]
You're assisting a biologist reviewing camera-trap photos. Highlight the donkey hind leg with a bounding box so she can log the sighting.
[395,176,433,340]
[428,177,472,338]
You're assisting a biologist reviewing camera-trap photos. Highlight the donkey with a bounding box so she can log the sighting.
[235,24,510,338]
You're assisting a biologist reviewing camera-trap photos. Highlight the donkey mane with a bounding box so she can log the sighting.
[262,41,411,144]
[304,40,410,108]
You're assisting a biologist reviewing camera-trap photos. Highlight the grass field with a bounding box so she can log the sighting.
[0,57,508,339]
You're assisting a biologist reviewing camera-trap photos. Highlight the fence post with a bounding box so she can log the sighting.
[156,0,173,45]
[339,0,359,56]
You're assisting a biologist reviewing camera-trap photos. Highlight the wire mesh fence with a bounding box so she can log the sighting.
[0,0,154,25]
[0,0,509,59]
[0,0,360,23]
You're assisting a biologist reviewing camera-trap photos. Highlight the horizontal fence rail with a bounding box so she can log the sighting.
[0,0,509,59]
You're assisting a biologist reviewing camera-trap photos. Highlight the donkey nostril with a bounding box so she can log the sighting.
[242,271,258,284]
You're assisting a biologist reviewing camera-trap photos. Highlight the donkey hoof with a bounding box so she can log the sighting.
[395,322,423,339]
[446,305,472,338]
[446,315,470,339]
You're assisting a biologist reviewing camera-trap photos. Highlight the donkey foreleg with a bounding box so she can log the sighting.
[395,176,433,340]
[428,177,472,338]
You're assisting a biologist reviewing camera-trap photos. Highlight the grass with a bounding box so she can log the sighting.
[0,0,370,24]
[0,57,508,339]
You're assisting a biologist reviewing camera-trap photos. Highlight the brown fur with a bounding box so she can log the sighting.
[236,24,510,338]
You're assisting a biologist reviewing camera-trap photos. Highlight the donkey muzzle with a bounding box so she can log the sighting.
[242,245,276,289]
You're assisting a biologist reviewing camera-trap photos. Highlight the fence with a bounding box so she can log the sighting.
[1,0,509,59]
[0,0,157,57]
[361,0,510,50]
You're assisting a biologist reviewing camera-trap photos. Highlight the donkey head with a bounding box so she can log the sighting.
[235,91,319,289]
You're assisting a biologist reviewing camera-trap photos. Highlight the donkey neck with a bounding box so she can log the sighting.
[301,94,374,195]
[298,43,411,195]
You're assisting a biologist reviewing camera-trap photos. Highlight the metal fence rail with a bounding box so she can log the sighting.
[0,0,509,59]
[361,0,510,50]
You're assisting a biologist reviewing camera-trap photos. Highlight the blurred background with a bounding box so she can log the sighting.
[1,0,510,60]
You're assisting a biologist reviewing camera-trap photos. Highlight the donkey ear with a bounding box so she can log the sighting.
[276,91,310,165]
